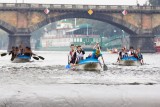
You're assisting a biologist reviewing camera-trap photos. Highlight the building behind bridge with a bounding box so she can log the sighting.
[38,21,107,51]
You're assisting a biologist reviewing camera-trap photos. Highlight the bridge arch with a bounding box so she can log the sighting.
[29,12,139,36]
[0,20,16,34]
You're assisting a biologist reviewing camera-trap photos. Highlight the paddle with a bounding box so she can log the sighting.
[1,53,7,57]
[32,53,44,60]
[65,55,71,69]
[38,56,45,60]
[32,56,39,60]
[101,56,108,71]
[98,45,108,71]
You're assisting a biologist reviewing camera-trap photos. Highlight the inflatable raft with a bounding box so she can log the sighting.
[119,56,141,66]
[12,55,31,63]
[75,58,103,71]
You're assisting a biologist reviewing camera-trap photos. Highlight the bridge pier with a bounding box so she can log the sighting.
[130,34,155,53]
[8,33,31,51]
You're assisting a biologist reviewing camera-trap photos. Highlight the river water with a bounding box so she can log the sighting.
[0,51,160,85]
[0,51,160,107]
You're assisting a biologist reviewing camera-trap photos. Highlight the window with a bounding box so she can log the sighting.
[80,38,82,42]
[74,38,77,42]
[77,38,79,42]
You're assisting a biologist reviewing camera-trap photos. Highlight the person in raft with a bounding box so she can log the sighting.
[23,47,35,57]
[87,43,105,63]
[19,43,24,55]
[135,48,144,64]
[68,44,77,66]
[75,45,85,64]
[127,46,136,57]
[117,47,128,62]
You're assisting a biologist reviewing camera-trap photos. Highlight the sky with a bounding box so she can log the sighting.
[0,0,147,5]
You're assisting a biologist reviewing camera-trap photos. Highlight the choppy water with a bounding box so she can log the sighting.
[0,51,160,86]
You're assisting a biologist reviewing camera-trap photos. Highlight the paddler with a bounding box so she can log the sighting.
[75,45,85,63]
[117,47,128,62]
[23,47,35,57]
[135,48,144,64]
[91,43,105,63]
[15,47,21,56]
[19,43,24,55]
[128,46,135,56]
[68,44,77,66]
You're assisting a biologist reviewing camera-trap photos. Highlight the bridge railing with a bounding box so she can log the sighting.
[1,3,160,10]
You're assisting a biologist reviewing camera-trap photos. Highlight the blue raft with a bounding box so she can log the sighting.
[76,58,103,71]
[121,56,138,61]
[119,56,141,66]
[79,58,100,64]
[12,55,31,63]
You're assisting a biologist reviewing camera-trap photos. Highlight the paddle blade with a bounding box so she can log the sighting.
[33,56,39,60]
[1,53,7,57]
[65,64,71,69]
[103,64,108,71]
[38,56,45,60]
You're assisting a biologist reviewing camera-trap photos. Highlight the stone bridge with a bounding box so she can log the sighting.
[1,3,160,52]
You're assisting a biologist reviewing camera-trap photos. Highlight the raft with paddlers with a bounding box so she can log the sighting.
[1,52,44,63]
[12,55,31,63]
[12,54,44,63]
[119,56,141,66]
[66,43,108,71]
[66,58,107,71]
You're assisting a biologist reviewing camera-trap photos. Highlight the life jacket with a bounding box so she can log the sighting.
[119,51,128,59]
[128,51,135,56]
[20,48,24,55]
[95,50,100,57]
[76,50,84,61]
[69,50,76,60]
[131,51,134,55]
[24,53,32,57]
[137,53,143,59]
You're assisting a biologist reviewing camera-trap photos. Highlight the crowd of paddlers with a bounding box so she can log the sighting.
[117,46,144,64]
[9,44,34,61]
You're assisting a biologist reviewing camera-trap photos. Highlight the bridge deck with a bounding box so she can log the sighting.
[0,3,160,13]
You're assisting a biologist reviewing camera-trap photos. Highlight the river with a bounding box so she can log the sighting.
[0,51,160,107]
